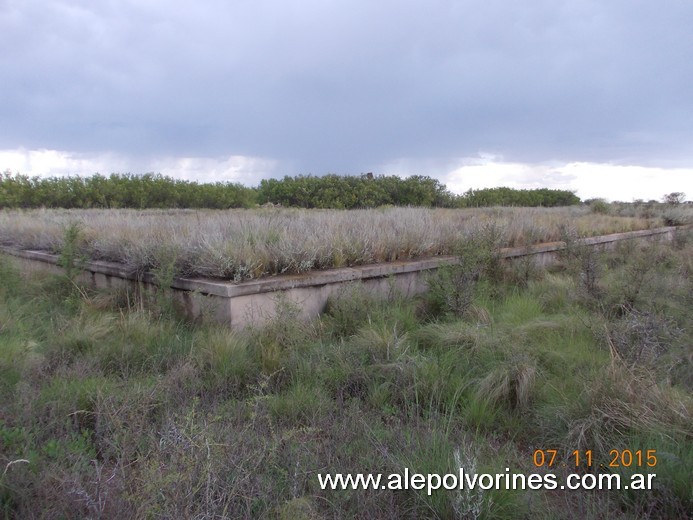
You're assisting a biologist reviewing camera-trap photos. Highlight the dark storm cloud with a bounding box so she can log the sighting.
[2,0,692,174]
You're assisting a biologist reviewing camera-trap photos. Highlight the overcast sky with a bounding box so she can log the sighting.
[2,0,692,201]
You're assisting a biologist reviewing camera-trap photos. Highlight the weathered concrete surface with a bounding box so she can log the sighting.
[0,225,683,328]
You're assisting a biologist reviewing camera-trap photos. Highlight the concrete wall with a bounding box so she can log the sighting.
[0,226,682,328]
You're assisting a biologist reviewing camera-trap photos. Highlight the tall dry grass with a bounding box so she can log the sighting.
[0,206,673,281]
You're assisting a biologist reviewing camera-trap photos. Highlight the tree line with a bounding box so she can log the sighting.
[0,171,581,209]
[460,186,581,207]
[0,172,256,209]
[256,174,456,208]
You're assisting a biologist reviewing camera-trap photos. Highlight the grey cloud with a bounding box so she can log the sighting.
[1,0,692,176]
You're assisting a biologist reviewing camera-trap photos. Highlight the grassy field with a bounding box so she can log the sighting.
[0,224,690,518]
[1,204,690,282]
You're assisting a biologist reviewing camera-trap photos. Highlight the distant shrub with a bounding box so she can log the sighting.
[589,198,610,214]
[662,192,686,205]
[662,207,692,226]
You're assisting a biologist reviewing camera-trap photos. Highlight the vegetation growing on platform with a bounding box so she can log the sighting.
[0,205,685,281]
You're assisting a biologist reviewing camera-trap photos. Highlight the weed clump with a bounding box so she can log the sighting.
[425,222,504,319]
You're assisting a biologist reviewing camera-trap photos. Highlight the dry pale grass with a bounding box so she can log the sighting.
[565,357,693,455]
[0,206,670,281]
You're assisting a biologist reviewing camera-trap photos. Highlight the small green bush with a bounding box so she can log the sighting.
[589,199,610,214]
[425,223,504,319]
